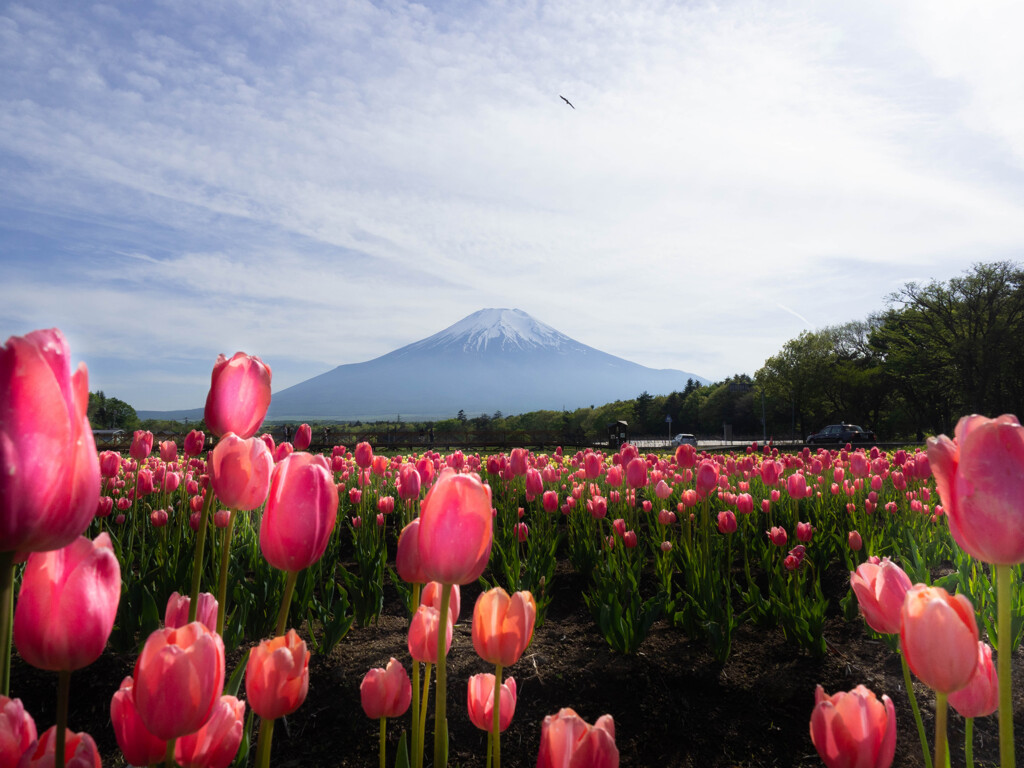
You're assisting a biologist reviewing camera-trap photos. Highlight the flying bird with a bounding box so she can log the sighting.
[560,95,575,109]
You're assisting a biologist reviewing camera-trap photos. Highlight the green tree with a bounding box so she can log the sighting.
[88,391,139,430]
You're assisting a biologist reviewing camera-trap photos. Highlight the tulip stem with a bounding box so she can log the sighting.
[189,490,217,622]
[491,663,503,768]
[276,570,299,637]
[164,738,176,768]
[255,717,275,768]
[216,509,237,636]
[379,715,387,768]
[411,660,421,768]
[56,669,70,768]
[933,692,948,768]
[965,717,974,768]
[997,563,1015,768]
[419,662,432,768]
[900,650,933,768]
[433,583,453,768]
[0,551,14,697]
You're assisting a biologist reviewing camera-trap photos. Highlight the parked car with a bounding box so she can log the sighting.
[805,424,877,445]
[671,433,698,447]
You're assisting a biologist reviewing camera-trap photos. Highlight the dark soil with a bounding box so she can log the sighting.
[10,561,1023,767]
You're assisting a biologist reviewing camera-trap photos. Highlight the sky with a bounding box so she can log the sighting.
[3,0,1024,412]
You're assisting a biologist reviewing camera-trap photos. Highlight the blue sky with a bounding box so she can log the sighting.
[3,0,1024,411]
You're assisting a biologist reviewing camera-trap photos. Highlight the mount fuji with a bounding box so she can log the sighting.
[261,308,708,421]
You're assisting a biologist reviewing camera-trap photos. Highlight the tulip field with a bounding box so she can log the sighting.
[4,332,1024,768]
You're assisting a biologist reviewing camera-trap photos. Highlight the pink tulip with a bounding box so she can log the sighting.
[203,352,272,439]
[130,430,153,460]
[849,558,912,635]
[354,441,374,469]
[407,605,452,664]
[260,453,338,572]
[760,460,782,486]
[417,469,493,585]
[717,510,737,534]
[900,584,979,693]
[536,708,619,768]
[675,443,697,469]
[0,329,100,553]
[360,658,412,719]
[421,581,461,625]
[809,684,896,768]
[159,440,178,463]
[14,533,120,671]
[165,591,219,633]
[174,695,245,768]
[132,623,226,740]
[786,472,809,499]
[466,674,517,732]
[625,458,647,489]
[526,468,544,497]
[928,414,1024,565]
[796,521,814,543]
[110,676,167,768]
[99,451,121,478]
[396,518,427,584]
[184,429,206,457]
[584,452,602,479]
[16,726,100,768]
[948,642,999,718]
[509,448,529,476]
[605,465,623,487]
[135,469,154,497]
[274,442,294,463]
[398,464,422,500]
[208,433,273,511]
[293,423,312,450]
[767,526,787,547]
[848,530,863,551]
[245,630,310,721]
[0,696,37,768]
[695,461,719,497]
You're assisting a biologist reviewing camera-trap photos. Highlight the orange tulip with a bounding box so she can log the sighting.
[472,588,536,667]
[174,695,246,768]
[466,673,516,732]
[536,708,618,768]
[245,630,310,721]
[809,684,896,768]
[849,558,912,635]
[900,584,979,693]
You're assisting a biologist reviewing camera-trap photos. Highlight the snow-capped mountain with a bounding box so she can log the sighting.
[262,308,708,421]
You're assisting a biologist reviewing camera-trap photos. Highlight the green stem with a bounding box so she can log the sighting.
[189,490,217,622]
[901,650,933,768]
[433,584,452,768]
[255,717,275,768]
[419,662,432,768]
[275,570,300,636]
[216,509,238,636]
[492,664,503,768]
[997,563,1015,768]
[0,551,14,697]
[411,660,421,768]
[164,738,176,768]
[965,717,974,768]
[933,692,948,768]
[56,669,71,768]
[379,715,387,768]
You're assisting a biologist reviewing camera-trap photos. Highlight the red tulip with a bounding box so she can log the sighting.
[472,588,536,667]
[407,605,452,664]
[849,558,912,635]
[900,584,979,693]
[717,510,737,535]
[203,352,272,439]
[14,533,120,671]
[17,726,100,768]
[0,329,100,553]
[948,642,999,718]
[184,429,206,457]
[0,696,37,768]
[110,676,167,768]
[132,623,226,740]
[928,414,1024,565]
[260,453,338,572]
[293,423,312,450]
[809,684,896,768]
[165,591,219,633]
[674,443,697,469]
[466,673,517,732]
[130,430,153,460]
[417,469,493,585]
[245,630,309,721]
[536,708,618,768]
[360,658,412,719]
[208,434,273,511]
[174,695,245,768]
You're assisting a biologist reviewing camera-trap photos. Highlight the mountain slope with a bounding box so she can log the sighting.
[263,308,708,420]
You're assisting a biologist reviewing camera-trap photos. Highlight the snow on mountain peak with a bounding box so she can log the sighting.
[415,308,575,353]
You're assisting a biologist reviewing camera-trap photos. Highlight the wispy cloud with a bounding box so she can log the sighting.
[2,0,1023,409]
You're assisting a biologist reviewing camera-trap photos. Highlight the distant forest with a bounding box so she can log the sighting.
[92,261,1024,445]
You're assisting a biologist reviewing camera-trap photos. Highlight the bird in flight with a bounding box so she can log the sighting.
[560,95,575,109]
